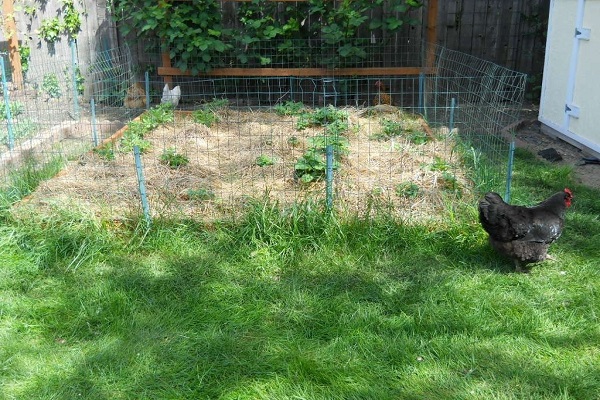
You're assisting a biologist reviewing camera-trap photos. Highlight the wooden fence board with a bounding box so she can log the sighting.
[120,0,549,87]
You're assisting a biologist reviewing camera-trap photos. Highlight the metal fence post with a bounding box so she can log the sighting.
[325,144,334,211]
[449,97,456,132]
[0,54,15,150]
[90,98,99,146]
[133,145,152,226]
[70,40,80,119]
[144,70,151,110]
[504,141,515,203]
[418,72,425,114]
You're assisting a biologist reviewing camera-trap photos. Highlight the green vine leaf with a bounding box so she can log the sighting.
[111,0,423,73]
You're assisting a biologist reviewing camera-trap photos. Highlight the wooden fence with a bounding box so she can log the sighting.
[1,0,548,91]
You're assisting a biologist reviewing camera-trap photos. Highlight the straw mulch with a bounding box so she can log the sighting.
[16,106,472,222]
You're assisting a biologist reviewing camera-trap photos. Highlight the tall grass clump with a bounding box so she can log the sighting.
[0,155,65,217]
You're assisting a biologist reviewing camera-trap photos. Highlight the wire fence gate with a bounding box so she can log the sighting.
[1,42,526,222]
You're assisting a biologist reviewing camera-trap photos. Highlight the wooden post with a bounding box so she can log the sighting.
[161,49,173,85]
[425,0,439,71]
[2,0,23,88]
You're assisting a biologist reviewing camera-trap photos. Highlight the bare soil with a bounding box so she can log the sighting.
[515,104,600,189]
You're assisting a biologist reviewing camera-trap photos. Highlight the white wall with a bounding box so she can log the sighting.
[539,0,600,158]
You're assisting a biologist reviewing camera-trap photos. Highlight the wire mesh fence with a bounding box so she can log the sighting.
[1,42,526,222]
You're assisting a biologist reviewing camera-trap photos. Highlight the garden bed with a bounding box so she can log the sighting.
[17,104,471,221]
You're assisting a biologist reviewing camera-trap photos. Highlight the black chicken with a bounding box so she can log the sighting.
[478,188,573,272]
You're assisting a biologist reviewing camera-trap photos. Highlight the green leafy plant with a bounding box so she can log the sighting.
[36,0,82,43]
[62,0,82,39]
[373,119,429,144]
[18,45,31,76]
[38,18,62,43]
[292,106,351,183]
[287,136,300,147]
[193,99,227,126]
[296,106,348,130]
[64,65,85,96]
[42,74,61,98]
[274,101,305,116]
[185,187,216,201]
[0,119,38,146]
[119,126,151,153]
[0,101,24,120]
[160,148,189,168]
[255,154,275,167]
[119,104,173,153]
[143,103,175,129]
[395,182,420,198]
[113,0,231,74]
[307,135,349,156]
[439,171,460,193]
[429,156,451,172]
[193,110,219,127]
[93,144,116,161]
[294,148,335,183]
[204,98,229,110]
[111,1,422,72]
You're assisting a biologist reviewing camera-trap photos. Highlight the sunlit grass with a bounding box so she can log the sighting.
[0,149,599,399]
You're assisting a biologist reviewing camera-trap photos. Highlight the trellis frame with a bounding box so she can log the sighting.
[157,0,439,83]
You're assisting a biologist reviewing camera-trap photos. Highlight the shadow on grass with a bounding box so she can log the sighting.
[6,206,597,399]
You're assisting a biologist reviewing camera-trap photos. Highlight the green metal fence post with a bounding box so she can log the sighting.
[504,141,515,203]
[0,54,15,150]
[145,70,151,110]
[70,40,80,119]
[133,145,152,226]
[449,97,456,132]
[325,144,334,211]
[91,98,98,146]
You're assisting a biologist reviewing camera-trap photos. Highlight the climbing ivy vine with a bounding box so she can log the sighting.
[34,0,83,43]
[111,0,423,73]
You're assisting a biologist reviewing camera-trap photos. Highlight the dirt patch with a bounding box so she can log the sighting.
[514,104,600,189]
[16,107,469,221]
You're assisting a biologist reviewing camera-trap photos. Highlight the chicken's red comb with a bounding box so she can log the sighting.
[564,188,572,196]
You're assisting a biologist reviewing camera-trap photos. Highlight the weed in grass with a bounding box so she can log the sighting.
[439,171,460,193]
[0,155,64,215]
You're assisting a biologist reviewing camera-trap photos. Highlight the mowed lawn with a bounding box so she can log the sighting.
[1,148,599,399]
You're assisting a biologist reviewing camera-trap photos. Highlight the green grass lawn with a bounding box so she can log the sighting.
[1,148,599,399]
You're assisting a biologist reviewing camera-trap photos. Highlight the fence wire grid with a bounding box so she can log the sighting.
[1,43,526,221]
